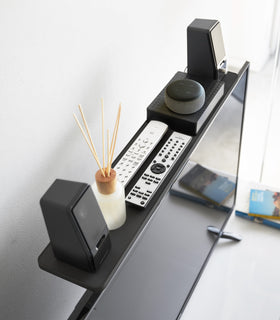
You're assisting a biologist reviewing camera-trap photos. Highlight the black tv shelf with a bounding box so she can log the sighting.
[38,62,249,319]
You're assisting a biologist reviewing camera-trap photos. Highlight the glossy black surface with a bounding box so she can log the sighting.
[39,63,249,308]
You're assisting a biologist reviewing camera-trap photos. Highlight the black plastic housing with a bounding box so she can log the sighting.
[40,179,111,272]
[187,19,226,80]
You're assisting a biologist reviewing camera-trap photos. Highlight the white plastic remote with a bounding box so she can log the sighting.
[113,120,168,187]
[125,131,192,208]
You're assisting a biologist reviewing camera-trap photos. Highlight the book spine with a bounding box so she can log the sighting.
[248,212,280,220]
[235,210,280,230]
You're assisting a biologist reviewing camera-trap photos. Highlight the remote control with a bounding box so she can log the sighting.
[125,131,191,208]
[113,120,168,187]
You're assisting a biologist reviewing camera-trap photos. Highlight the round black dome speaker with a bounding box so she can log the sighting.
[164,79,205,114]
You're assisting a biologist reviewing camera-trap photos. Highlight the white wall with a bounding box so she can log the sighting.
[0,1,276,319]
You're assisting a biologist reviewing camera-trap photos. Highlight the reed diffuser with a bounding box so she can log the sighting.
[73,101,126,230]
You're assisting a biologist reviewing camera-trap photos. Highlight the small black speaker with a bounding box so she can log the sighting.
[164,79,205,114]
[40,179,111,272]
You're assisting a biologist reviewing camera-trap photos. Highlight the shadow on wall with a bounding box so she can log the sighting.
[0,65,116,320]
[0,132,88,319]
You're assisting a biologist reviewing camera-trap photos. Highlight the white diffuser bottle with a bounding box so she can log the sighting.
[92,168,126,230]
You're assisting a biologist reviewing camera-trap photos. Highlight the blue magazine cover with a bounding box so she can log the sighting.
[235,180,280,230]
[249,189,280,219]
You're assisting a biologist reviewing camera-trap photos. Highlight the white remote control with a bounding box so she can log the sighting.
[113,120,168,187]
[125,131,192,208]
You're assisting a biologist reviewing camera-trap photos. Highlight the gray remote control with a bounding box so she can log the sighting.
[125,131,192,208]
[113,120,168,187]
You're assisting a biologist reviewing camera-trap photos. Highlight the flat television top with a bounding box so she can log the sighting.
[86,65,249,320]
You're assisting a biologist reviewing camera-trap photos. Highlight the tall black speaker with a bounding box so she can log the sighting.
[187,18,227,79]
[40,179,111,272]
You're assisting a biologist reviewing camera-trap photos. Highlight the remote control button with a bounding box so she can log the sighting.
[151,163,166,174]
[125,131,192,208]
[113,121,168,187]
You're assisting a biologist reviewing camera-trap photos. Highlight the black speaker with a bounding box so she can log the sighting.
[147,19,227,135]
[187,19,227,79]
[40,179,111,272]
